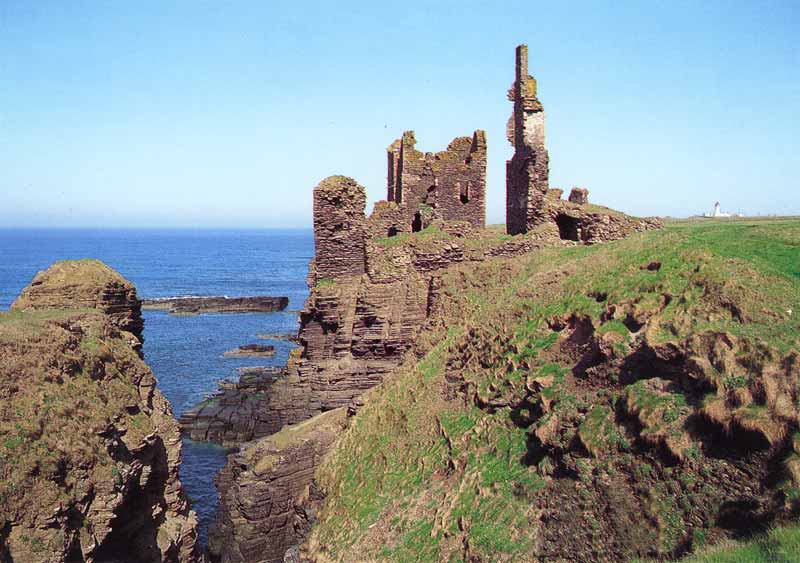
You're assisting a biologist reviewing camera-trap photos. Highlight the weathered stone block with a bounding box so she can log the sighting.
[568,187,589,205]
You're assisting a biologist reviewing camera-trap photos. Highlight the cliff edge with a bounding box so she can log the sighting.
[0,260,198,562]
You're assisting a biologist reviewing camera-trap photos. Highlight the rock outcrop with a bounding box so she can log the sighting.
[142,296,289,315]
[208,408,347,563]
[222,344,276,358]
[12,259,144,352]
[299,219,800,562]
[0,260,198,562]
[179,367,289,448]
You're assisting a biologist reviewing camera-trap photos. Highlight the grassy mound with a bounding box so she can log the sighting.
[303,219,800,562]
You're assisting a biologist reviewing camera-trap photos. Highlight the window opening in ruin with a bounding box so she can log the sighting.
[411,212,422,233]
[555,214,580,241]
[460,183,470,204]
[425,185,437,207]
[387,226,398,237]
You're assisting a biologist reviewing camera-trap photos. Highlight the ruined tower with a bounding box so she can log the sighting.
[381,130,487,234]
[313,175,367,279]
[506,44,550,235]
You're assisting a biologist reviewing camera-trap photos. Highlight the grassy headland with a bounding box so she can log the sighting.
[303,218,800,562]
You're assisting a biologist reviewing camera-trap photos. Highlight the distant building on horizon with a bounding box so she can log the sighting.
[702,201,742,218]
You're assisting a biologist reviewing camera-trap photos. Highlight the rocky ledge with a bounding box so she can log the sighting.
[208,408,347,563]
[142,296,289,315]
[0,260,198,562]
[12,259,145,353]
[179,366,289,448]
[222,344,276,358]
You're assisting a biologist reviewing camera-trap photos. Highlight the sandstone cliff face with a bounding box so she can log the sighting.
[0,261,198,562]
[208,409,347,563]
[181,213,659,451]
[202,228,569,562]
[192,174,661,562]
[299,221,800,563]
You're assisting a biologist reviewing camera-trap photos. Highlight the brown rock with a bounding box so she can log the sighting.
[142,295,288,314]
[12,259,144,351]
[222,343,276,357]
[568,187,589,205]
[208,408,347,563]
[0,261,198,562]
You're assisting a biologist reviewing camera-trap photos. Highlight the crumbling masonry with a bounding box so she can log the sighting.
[506,44,550,235]
[371,130,486,237]
[312,175,367,280]
[201,45,664,563]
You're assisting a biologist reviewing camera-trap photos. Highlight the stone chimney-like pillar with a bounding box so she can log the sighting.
[506,44,550,235]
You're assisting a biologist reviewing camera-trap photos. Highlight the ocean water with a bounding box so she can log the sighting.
[0,228,313,544]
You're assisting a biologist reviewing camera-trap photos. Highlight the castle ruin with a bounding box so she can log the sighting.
[310,45,662,271]
[506,44,550,235]
[384,130,486,234]
[312,175,367,279]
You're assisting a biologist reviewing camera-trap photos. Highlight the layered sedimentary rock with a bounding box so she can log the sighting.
[142,296,289,315]
[203,196,660,561]
[223,344,276,358]
[12,259,144,352]
[0,260,198,562]
[506,44,550,235]
[199,45,665,561]
[179,367,289,448]
[208,408,347,563]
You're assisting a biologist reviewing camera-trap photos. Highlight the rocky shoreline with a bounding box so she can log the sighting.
[142,295,288,315]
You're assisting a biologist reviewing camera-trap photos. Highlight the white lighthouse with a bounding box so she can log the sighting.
[704,202,732,218]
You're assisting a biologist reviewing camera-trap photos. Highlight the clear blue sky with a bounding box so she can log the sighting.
[1,1,797,227]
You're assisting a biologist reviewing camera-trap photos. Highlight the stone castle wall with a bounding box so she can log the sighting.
[377,130,486,236]
[312,176,367,280]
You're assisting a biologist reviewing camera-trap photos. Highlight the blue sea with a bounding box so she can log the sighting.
[0,228,313,544]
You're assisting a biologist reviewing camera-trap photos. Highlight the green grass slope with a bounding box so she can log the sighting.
[303,219,800,562]
[638,524,800,563]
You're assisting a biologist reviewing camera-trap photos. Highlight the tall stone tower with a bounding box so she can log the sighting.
[506,44,550,235]
[313,175,367,280]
